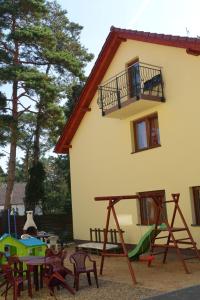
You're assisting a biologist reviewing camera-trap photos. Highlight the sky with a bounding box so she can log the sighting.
[1,0,200,171]
[59,0,200,74]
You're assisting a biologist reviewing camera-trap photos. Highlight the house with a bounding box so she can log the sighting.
[55,27,200,248]
[0,183,42,215]
[0,183,26,215]
[0,234,46,262]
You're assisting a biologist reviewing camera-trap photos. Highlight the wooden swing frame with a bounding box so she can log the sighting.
[95,193,200,286]
[95,195,139,285]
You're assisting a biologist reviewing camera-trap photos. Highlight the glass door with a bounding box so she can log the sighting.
[128,61,141,98]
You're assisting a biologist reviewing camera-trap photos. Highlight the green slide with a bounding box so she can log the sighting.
[128,224,166,261]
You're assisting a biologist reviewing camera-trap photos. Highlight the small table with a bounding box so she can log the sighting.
[19,256,46,297]
[19,256,74,297]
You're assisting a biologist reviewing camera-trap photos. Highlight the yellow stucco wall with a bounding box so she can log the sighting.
[69,39,200,247]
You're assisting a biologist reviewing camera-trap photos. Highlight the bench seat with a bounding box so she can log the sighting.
[77,242,119,251]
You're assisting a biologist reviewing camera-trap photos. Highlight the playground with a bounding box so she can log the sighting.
[1,193,200,299]
[6,245,200,300]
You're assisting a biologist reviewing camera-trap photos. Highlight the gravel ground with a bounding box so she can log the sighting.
[2,246,200,299]
[1,276,159,300]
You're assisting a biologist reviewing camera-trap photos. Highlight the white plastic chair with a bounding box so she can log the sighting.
[48,235,59,251]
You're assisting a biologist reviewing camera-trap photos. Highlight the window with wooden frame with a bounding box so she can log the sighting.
[133,113,160,152]
[192,186,200,225]
[138,190,166,225]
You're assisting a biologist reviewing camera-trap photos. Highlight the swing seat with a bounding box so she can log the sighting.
[139,255,155,263]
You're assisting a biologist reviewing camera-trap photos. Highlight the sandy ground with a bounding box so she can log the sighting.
[1,246,200,299]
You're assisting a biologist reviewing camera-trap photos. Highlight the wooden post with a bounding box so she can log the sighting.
[100,200,112,275]
[111,204,137,284]
[95,195,139,285]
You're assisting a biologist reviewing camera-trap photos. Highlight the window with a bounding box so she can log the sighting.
[133,113,160,152]
[138,190,166,225]
[192,186,200,225]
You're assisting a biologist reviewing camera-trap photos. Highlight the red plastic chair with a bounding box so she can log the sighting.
[45,247,67,260]
[45,248,58,257]
[0,253,7,293]
[8,256,28,278]
[43,259,75,297]
[1,264,30,300]
[45,250,70,275]
[70,251,99,291]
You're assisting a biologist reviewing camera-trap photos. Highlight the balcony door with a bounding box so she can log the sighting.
[128,60,141,98]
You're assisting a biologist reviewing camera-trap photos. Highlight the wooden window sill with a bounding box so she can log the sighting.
[131,144,161,154]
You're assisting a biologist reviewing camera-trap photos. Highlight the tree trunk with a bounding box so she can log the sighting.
[4,14,19,211]
[33,65,51,165]
[4,81,18,210]
[24,149,30,181]
[33,105,41,165]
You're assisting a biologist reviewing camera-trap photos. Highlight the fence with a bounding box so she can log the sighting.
[0,213,73,242]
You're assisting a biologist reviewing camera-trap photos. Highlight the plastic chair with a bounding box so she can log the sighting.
[69,251,99,291]
[48,235,59,251]
[1,264,31,300]
[43,258,75,297]
[8,256,28,279]
[45,247,66,258]
[45,249,72,278]
[0,252,7,293]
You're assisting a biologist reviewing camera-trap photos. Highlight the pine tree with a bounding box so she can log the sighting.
[0,0,93,210]
[31,1,93,162]
[0,0,55,210]
[25,161,45,212]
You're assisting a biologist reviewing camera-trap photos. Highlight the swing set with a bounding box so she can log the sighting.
[95,193,200,285]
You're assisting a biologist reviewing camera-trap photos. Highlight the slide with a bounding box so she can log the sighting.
[128,224,166,260]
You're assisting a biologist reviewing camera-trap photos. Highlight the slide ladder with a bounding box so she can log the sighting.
[149,193,200,273]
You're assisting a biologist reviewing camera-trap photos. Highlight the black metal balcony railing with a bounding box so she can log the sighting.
[97,62,165,116]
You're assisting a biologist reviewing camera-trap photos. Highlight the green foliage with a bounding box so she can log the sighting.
[0,0,47,20]
[64,83,83,119]
[15,160,26,182]
[0,166,6,183]
[41,156,71,214]
[0,92,10,150]
[10,26,55,47]
[0,0,93,211]
[0,92,7,112]
[25,161,46,211]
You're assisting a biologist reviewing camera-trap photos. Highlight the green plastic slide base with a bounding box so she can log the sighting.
[128,223,166,261]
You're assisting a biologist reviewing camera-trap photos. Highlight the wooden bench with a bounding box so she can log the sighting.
[76,228,124,254]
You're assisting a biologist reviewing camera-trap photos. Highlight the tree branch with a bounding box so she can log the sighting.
[0,41,14,54]
[2,107,12,112]
[18,104,37,117]
[17,91,28,99]
[19,60,48,65]
[20,94,39,104]
[18,109,37,117]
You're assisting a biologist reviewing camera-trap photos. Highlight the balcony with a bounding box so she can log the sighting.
[97,62,165,118]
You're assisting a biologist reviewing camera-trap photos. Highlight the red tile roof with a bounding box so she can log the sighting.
[55,27,200,153]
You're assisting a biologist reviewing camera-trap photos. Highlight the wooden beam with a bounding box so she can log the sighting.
[186,48,200,56]
[63,144,72,149]
[81,107,91,112]
[95,195,139,201]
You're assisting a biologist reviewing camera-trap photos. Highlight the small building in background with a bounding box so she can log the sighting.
[0,183,42,215]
